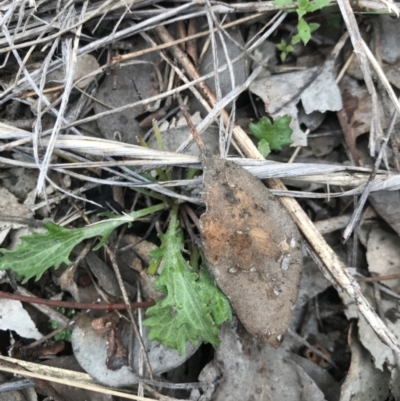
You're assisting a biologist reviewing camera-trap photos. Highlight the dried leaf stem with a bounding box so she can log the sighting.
[0,355,158,401]
[0,290,155,310]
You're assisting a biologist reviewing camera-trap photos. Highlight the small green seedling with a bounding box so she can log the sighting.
[274,0,331,61]
[276,40,294,63]
[249,115,293,157]
[49,308,79,342]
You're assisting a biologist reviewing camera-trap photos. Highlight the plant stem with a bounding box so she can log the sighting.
[0,290,155,310]
[129,202,168,219]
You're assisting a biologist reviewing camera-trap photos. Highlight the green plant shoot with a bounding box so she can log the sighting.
[249,115,293,157]
[0,204,167,283]
[276,40,294,62]
[49,308,79,342]
[274,0,331,60]
[143,205,232,355]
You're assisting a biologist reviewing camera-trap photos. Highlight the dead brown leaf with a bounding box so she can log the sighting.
[337,76,374,165]
[337,75,400,165]
[200,156,303,347]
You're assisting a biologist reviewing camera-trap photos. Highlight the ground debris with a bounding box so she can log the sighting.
[200,155,302,348]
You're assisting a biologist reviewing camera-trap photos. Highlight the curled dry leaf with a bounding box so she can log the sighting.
[200,156,302,347]
[366,226,400,292]
[0,299,42,340]
[94,37,160,144]
[337,75,400,165]
[339,324,390,401]
[197,28,247,112]
[369,190,400,237]
[342,282,400,372]
[45,54,99,89]
[72,313,199,387]
[193,320,327,401]
[0,187,33,245]
[379,15,400,64]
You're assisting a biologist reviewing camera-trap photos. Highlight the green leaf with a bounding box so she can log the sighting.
[0,204,167,283]
[296,8,307,18]
[143,211,232,355]
[276,39,288,51]
[50,308,77,341]
[291,34,302,44]
[277,40,294,62]
[249,116,293,154]
[309,22,320,32]
[307,0,330,11]
[297,0,310,9]
[258,139,271,157]
[198,267,232,326]
[297,18,311,44]
[280,51,288,62]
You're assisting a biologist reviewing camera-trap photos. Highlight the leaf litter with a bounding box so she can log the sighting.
[1,1,400,401]
[200,155,302,347]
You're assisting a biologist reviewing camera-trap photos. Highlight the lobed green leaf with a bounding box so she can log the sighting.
[297,0,310,9]
[297,18,312,44]
[258,139,272,157]
[0,205,166,283]
[143,214,232,355]
[249,116,293,155]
